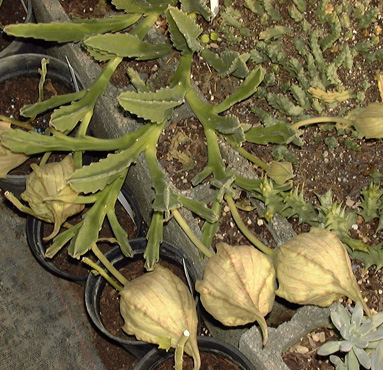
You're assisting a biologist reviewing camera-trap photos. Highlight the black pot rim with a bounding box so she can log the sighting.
[0,52,85,197]
[0,0,34,59]
[25,184,143,284]
[133,335,257,370]
[84,238,200,358]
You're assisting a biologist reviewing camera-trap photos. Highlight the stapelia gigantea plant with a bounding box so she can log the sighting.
[0,0,378,360]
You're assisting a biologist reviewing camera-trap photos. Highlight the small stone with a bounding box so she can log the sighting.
[295,345,309,354]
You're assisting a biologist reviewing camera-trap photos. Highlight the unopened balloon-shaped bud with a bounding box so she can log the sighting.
[275,228,370,316]
[120,265,201,369]
[21,155,85,240]
[196,243,276,345]
[354,103,383,139]
[266,161,294,185]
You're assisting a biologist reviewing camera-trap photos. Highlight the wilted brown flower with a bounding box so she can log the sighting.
[196,243,276,345]
[275,228,370,316]
[120,265,201,369]
[21,155,84,240]
[0,121,28,178]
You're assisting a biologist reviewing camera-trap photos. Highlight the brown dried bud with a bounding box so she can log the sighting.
[275,228,370,315]
[0,121,28,178]
[120,265,201,369]
[21,155,84,240]
[196,243,276,344]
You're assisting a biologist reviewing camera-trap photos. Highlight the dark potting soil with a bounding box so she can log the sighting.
[155,351,243,370]
[0,0,27,51]
[0,74,72,175]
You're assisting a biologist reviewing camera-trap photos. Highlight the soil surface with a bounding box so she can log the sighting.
[0,0,27,52]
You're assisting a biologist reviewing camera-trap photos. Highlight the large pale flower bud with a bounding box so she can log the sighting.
[21,155,84,240]
[195,243,276,345]
[120,265,201,370]
[354,103,383,139]
[0,121,28,178]
[275,228,370,315]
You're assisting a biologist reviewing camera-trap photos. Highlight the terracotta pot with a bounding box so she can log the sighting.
[84,238,200,359]
[0,52,84,197]
[26,184,143,284]
[133,335,257,370]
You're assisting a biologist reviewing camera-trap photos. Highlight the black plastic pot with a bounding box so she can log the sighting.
[0,53,84,197]
[26,184,143,285]
[0,0,37,59]
[84,238,200,359]
[133,335,257,370]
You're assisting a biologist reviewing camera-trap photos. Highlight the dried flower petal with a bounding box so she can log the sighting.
[0,122,28,178]
[275,228,370,315]
[120,265,201,370]
[196,243,276,344]
[21,155,84,240]
[354,103,383,139]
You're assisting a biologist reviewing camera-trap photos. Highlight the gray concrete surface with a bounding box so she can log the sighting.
[0,194,107,370]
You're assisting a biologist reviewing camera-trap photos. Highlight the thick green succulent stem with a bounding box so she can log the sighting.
[174,330,190,370]
[172,208,214,259]
[91,243,129,287]
[225,193,275,257]
[291,116,355,130]
[82,256,124,292]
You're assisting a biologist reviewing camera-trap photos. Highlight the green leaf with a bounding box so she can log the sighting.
[179,195,218,223]
[201,49,250,78]
[351,245,383,271]
[359,182,383,223]
[245,123,297,145]
[118,85,185,123]
[69,150,138,193]
[259,26,291,41]
[20,90,88,118]
[181,0,212,21]
[126,67,150,92]
[84,33,171,61]
[266,93,304,116]
[107,209,133,257]
[166,6,203,55]
[112,0,177,13]
[213,66,265,113]
[145,211,163,270]
[4,14,141,43]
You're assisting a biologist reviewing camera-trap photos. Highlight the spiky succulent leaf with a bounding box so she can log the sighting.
[181,0,212,21]
[359,182,383,223]
[213,67,265,114]
[83,33,172,61]
[118,85,185,123]
[4,14,141,42]
[281,187,317,224]
[112,0,177,13]
[350,245,383,271]
[166,6,203,55]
